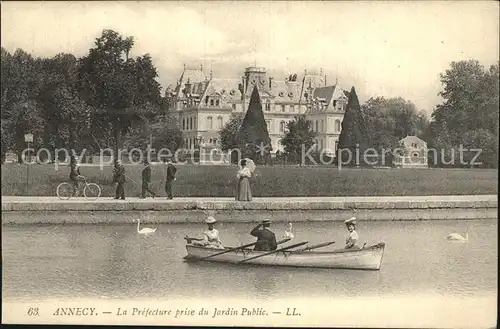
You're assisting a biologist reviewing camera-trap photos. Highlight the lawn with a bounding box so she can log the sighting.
[1,163,497,197]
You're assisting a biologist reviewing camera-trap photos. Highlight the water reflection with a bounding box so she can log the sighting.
[2,219,497,302]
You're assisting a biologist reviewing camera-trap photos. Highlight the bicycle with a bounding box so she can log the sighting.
[56,177,102,200]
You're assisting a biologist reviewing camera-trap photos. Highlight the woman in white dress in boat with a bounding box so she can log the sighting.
[186,216,224,249]
[344,217,360,249]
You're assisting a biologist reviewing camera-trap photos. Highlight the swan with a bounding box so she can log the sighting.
[283,223,294,239]
[446,227,468,242]
[136,218,157,234]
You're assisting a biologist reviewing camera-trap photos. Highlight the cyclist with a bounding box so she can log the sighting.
[69,155,85,196]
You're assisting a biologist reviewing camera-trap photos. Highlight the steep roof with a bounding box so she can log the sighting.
[313,85,336,106]
[175,68,206,98]
[270,81,302,103]
[200,78,242,102]
[400,136,426,144]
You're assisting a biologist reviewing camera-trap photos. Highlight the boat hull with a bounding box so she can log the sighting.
[185,242,385,270]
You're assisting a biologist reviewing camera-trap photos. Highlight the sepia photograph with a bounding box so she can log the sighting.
[1,1,498,327]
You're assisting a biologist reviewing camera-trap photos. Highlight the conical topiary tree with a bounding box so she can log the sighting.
[337,86,368,166]
[236,85,272,165]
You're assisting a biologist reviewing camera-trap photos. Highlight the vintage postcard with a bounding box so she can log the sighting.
[1,1,498,328]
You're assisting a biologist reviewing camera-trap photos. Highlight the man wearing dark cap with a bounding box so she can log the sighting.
[250,219,277,251]
[141,160,156,199]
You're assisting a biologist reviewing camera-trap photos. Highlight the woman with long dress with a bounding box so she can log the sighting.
[236,159,252,201]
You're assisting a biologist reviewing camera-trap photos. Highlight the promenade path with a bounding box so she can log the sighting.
[1,195,497,204]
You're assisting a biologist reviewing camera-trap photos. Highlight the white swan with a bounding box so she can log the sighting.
[283,223,294,239]
[446,227,468,242]
[136,218,157,234]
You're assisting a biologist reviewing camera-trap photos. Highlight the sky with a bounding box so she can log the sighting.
[2,1,499,114]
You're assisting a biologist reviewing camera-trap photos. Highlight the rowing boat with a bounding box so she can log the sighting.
[184,242,386,270]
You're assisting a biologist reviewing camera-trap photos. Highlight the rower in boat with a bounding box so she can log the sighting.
[250,219,278,251]
[344,217,360,249]
[186,216,224,249]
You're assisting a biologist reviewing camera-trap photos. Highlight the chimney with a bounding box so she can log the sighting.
[269,77,273,89]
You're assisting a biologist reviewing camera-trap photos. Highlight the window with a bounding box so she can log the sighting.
[210,99,214,106]
[182,118,186,131]
[232,103,236,110]
[321,120,324,133]
[315,121,319,132]
[266,120,271,133]
[290,105,295,112]
[217,116,223,129]
[265,100,271,111]
[215,99,220,107]
[335,119,341,132]
[205,96,209,105]
[214,138,217,144]
[281,105,286,112]
[280,121,286,133]
[189,117,193,130]
[207,116,213,130]
[194,117,197,130]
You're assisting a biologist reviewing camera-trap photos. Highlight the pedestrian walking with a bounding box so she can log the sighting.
[165,158,177,199]
[113,159,126,200]
[141,160,156,199]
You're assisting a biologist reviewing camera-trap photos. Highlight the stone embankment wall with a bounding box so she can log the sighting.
[1,196,497,224]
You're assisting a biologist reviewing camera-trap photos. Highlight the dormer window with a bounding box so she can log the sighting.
[265,100,271,111]
[210,99,214,106]
[215,99,220,107]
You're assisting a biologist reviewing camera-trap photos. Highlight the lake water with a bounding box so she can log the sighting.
[2,218,498,327]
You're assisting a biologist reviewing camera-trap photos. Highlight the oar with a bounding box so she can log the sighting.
[197,238,291,261]
[199,241,259,260]
[294,241,336,253]
[238,241,309,264]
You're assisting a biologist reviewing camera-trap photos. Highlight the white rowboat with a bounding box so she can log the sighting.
[185,242,386,270]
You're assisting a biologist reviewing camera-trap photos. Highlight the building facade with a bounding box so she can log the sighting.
[393,136,429,168]
[168,66,349,157]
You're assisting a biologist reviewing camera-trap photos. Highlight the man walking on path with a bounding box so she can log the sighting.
[141,160,156,199]
[165,158,177,199]
[113,159,126,200]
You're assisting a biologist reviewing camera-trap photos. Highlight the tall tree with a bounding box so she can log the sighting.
[337,86,368,165]
[219,113,244,152]
[362,96,429,155]
[0,48,45,162]
[280,115,317,163]
[236,85,272,164]
[77,29,162,159]
[429,60,499,167]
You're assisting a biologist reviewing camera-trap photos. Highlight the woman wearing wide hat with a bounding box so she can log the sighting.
[186,216,224,249]
[344,217,360,249]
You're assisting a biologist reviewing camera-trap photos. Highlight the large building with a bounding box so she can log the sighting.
[167,65,349,156]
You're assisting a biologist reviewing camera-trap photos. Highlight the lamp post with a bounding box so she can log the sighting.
[24,133,33,194]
